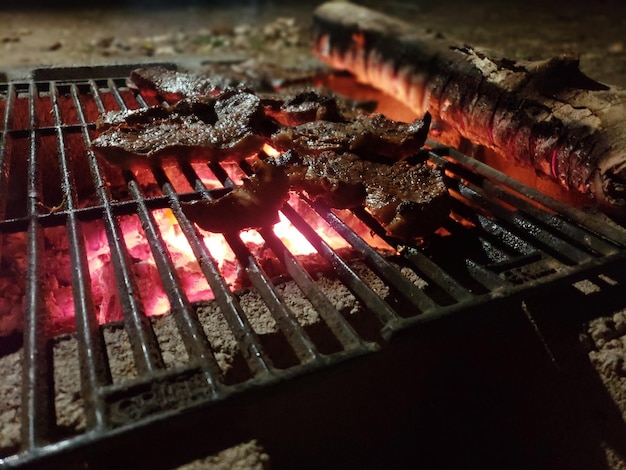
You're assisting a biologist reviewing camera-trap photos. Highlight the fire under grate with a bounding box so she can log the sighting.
[2,68,626,468]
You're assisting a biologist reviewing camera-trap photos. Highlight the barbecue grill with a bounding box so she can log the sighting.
[1,64,626,469]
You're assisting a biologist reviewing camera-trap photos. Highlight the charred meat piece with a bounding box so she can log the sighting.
[363,157,450,241]
[272,150,366,208]
[270,149,450,241]
[181,158,289,233]
[128,66,243,100]
[271,112,431,159]
[91,90,275,168]
[260,89,345,126]
[129,61,328,99]
[131,66,374,126]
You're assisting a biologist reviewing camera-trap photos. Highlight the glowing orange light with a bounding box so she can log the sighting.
[262,143,282,157]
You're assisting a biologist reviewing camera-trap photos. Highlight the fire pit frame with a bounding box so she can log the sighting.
[1,68,626,469]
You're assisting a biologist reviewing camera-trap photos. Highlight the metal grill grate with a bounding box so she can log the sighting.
[1,71,626,468]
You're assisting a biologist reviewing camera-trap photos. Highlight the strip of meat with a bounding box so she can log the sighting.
[128,66,239,100]
[272,150,366,209]
[311,2,626,216]
[128,60,326,100]
[130,64,371,123]
[180,158,289,233]
[270,150,450,241]
[91,90,274,168]
[260,88,345,126]
[270,112,431,160]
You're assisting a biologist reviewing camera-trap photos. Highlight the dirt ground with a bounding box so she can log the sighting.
[1,0,626,468]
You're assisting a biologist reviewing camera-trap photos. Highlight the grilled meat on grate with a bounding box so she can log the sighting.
[128,66,242,100]
[91,89,274,168]
[92,68,447,240]
[260,89,345,126]
[271,149,449,240]
[270,112,431,160]
[181,157,290,233]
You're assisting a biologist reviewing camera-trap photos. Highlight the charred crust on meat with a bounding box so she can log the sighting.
[91,89,272,168]
[94,64,449,240]
[180,157,290,233]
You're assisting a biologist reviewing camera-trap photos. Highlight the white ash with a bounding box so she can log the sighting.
[0,258,421,457]
[0,349,21,453]
[152,313,190,369]
[103,324,138,384]
[587,310,626,349]
[195,301,239,373]
[314,275,359,314]
[585,309,626,470]
[352,262,390,299]
[53,336,85,433]
[589,341,626,378]
[587,309,626,379]
[313,260,393,316]
[237,280,320,336]
[397,265,429,289]
[572,279,602,295]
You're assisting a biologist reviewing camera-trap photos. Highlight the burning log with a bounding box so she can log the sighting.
[312,2,626,216]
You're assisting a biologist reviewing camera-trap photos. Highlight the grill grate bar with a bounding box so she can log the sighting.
[437,220,514,290]
[454,206,537,260]
[259,226,369,350]
[107,81,225,386]
[476,174,621,255]
[309,200,442,311]
[3,74,626,468]
[227,233,322,364]
[279,201,402,327]
[125,173,226,386]
[155,162,275,377]
[76,82,165,376]
[21,81,53,448]
[50,82,111,431]
[403,248,474,302]
[0,83,14,226]
[462,258,510,290]
[456,182,593,265]
[133,91,276,376]
[441,144,626,245]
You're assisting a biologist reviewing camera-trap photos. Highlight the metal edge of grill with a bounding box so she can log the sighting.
[0,69,626,469]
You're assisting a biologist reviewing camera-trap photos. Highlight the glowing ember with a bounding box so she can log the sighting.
[82,189,385,323]
[262,143,282,157]
[0,151,394,337]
